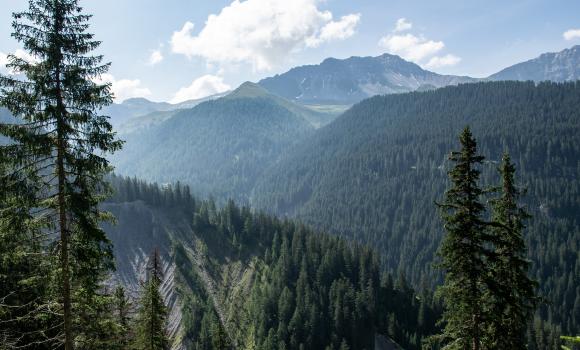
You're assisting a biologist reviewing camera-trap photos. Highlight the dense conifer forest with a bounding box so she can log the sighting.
[1,0,579,349]
[112,91,315,203]
[106,175,443,349]
[253,81,580,338]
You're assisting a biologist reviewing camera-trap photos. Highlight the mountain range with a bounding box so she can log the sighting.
[2,44,580,348]
[258,53,477,104]
[103,81,580,347]
[107,44,580,123]
[110,82,322,202]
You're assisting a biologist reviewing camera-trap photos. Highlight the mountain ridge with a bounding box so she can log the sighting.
[111,84,317,202]
[489,45,580,82]
[258,52,479,104]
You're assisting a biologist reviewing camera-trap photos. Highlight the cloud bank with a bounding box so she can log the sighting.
[563,28,580,41]
[95,73,152,102]
[379,18,460,69]
[170,0,360,71]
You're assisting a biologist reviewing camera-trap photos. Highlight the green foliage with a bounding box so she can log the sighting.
[0,0,122,348]
[431,131,539,349]
[485,153,539,349]
[112,92,314,203]
[253,81,580,337]
[113,286,133,348]
[107,175,441,349]
[561,335,580,350]
[433,127,489,349]
[134,249,169,350]
[173,242,229,350]
[0,152,58,347]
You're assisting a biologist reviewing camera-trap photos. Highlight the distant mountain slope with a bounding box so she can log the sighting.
[103,93,229,130]
[103,176,439,350]
[258,53,477,104]
[225,82,339,127]
[252,81,580,336]
[111,83,315,202]
[102,97,173,128]
[489,45,580,82]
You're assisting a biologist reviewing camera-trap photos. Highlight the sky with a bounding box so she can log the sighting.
[1,0,580,103]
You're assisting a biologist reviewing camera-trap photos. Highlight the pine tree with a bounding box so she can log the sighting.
[134,249,169,350]
[114,286,133,347]
[0,1,121,348]
[433,127,489,350]
[485,153,538,349]
[0,158,58,347]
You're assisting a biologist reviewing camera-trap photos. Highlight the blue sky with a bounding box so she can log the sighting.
[1,0,579,103]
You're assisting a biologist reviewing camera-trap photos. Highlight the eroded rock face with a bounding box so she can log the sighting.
[102,200,260,349]
[103,201,188,350]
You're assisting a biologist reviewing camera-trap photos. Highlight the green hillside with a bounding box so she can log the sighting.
[111,89,315,202]
[252,81,580,337]
[104,175,441,349]
[225,82,340,128]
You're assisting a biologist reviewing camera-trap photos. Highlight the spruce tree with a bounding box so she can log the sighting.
[134,249,169,350]
[0,1,122,348]
[0,158,58,347]
[434,127,489,350]
[486,153,538,349]
[112,286,133,348]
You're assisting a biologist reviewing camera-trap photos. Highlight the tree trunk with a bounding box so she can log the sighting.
[472,313,480,350]
[57,142,72,350]
[55,53,72,349]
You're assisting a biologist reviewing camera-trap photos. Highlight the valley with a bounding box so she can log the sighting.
[1,2,579,347]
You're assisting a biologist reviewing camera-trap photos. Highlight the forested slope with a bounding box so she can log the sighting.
[252,81,580,336]
[111,89,315,203]
[104,175,441,349]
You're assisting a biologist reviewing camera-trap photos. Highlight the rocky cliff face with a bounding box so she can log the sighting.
[102,200,257,349]
[103,201,187,349]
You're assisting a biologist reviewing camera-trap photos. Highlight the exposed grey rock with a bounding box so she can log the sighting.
[489,45,580,82]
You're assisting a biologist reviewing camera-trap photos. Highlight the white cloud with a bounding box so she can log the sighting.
[148,49,164,65]
[0,49,40,74]
[170,75,231,104]
[0,52,8,72]
[378,19,461,69]
[14,48,39,63]
[563,28,580,41]
[95,73,152,102]
[424,54,462,69]
[379,33,444,62]
[308,14,361,47]
[170,0,361,71]
[394,18,412,32]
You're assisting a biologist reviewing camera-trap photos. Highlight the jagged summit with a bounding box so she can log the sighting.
[258,52,477,104]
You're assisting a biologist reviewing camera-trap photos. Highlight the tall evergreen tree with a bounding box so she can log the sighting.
[112,285,133,348]
[134,249,169,350]
[0,0,122,348]
[433,127,489,350]
[485,153,538,349]
[0,158,58,347]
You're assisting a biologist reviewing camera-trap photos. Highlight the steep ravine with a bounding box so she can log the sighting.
[102,200,258,349]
